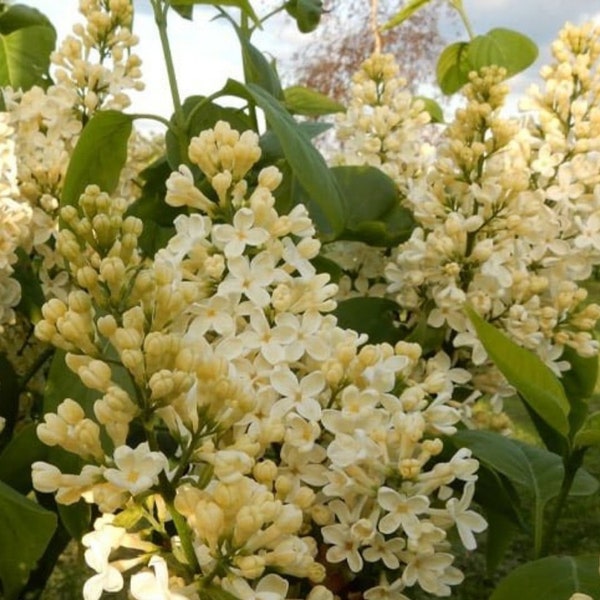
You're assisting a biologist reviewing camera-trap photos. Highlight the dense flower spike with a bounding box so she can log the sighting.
[4,2,599,598]
[332,42,600,408]
[31,120,484,599]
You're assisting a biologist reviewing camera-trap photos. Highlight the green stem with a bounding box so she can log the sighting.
[449,0,476,40]
[144,420,201,572]
[539,450,585,557]
[150,0,188,160]
[18,346,54,389]
[257,3,285,27]
[130,112,172,129]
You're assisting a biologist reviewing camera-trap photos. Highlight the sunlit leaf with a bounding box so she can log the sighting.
[466,306,570,437]
[468,28,538,78]
[61,111,133,208]
[283,85,345,116]
[415,95,444,123]
[0,4,55,90]
[381,0,433,31]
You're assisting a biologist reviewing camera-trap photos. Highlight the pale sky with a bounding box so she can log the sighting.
[22,1,600,120]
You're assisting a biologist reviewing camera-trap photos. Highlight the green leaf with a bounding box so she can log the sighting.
[259,121,330,162]
[404,313,447,354]
[0,354,19,445]
[436,41,471,95]
[57,500,91,541]
[485,510,520,576]
[61,111,133,208]
[170,4,194,19]
[284,0,324,33]
[166,95,252,169]
[0,480,57,600]
[455,431,598,499]
[466,306,570,437]
[0,5,56,90]
[201,583,244,600]
[574,411,600,448]
[490,555,600,600]
[333,166,398,228]
[0,422,48,493]
[126,158,181,257]
[44,350,98,415]
[329,166,415,245]
[244,82,345,238]
[170,0,260,26]
[381,0,433,31]
[468,28,538,78]
[561,346,599,402]
[334,297,401,344]
[414,96,444,123]
[240,37,283,99]
[13,248,44,323]
[283,85,345,116]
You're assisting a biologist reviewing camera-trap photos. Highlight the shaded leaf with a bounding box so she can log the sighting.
[466,306,570,437]
[170,0,259,26]
[245,82,344,238]
[561,346,598,402]
[334,297,400,344]
[242,39,282,99]
[0,422,48,493]
[61,111,133,208]
[453,429,598,503]
[13,248,44,323]
[284,0,324,33]
[170,4,194,19]
[57,500,91,541]
[0,480,57,600]
[574,411,600,448]
[485,510,520,576]
[436,41,471,95]
[0,354,19,445]
[165,95,252,169]
[490,555,600,600]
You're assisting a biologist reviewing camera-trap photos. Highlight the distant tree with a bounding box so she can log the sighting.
[287,0,455,100]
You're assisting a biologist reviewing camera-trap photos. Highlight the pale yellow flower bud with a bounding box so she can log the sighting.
[42,298,68,323]
[235,554,265,579]
[97,315,118,338]
[253,460,278,485]
[258,166,282,191]
[307,585,334,600]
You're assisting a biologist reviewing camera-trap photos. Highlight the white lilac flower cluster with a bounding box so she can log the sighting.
[2,0,150,303]
[323,54,434,300]
[332,31,600,400]
[32,121,485,600]
[0,0,159,410]
[0,114,30,330]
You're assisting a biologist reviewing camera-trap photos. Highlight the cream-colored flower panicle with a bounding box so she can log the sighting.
[32,121,484,599]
